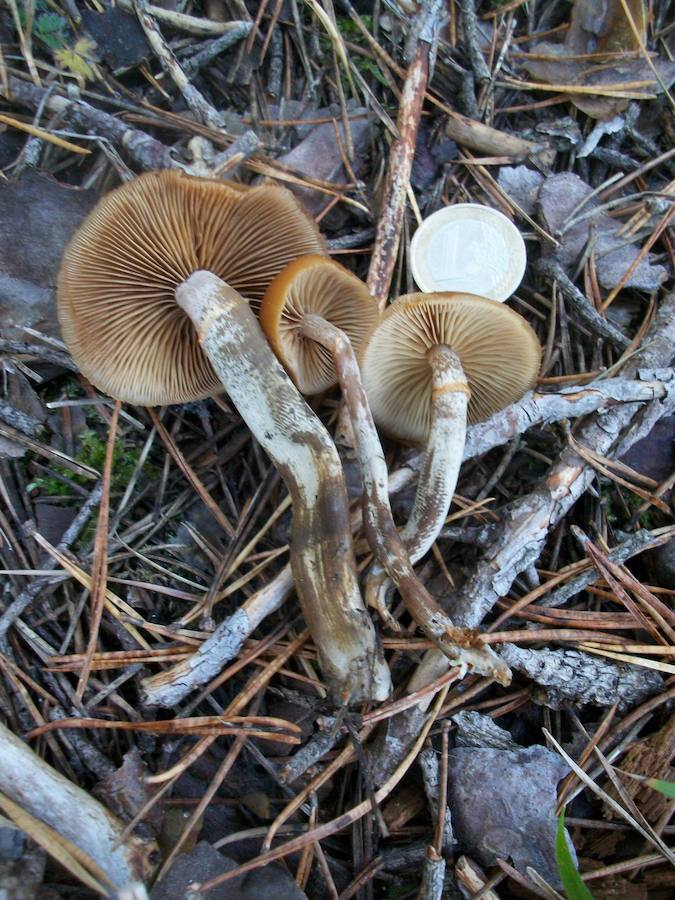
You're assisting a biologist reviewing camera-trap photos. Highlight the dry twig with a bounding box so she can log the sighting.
[0,721,157,889]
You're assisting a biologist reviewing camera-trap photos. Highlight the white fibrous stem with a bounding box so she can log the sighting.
[365,345,469,616]
[300,314,510,685]
[0,721,157,889]
[403,346,468,552]
[176,272,391,705]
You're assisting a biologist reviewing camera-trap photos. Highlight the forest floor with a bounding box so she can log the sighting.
[0,2,674,898]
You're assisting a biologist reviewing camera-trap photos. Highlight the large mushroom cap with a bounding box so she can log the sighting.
[360,292,541,443]
[259,254,380,395]
[57,169,325,406]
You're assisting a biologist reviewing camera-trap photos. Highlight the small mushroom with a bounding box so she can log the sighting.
[260,254,380,395]
[261,260,512,683]
[58,169,325,406]
[360,292,541,611]
[58,172,390,705]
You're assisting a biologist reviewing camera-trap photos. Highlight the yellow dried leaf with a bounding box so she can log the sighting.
[54,37,96,83]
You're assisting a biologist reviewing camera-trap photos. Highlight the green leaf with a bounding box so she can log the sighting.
[646,778,675,799]
[555,810,594,900]
[35,11,68,49]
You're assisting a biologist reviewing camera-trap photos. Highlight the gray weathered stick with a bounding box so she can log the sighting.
[118,0,249,34]
[452,292,675,628]
[0,721,157,888]
[384,372,675,494]
[537,525,675,609]
[418,847,446,900]
[133,0,225,129]
[462,373,675,462]
[459,0,491,84]
[0,338,78,372]
[141,565,294,708]
[498,644,663,710]
[182,23,253,75]
[538,258,630,350]
[0,399,42,436]
[279,714,340,785]
[451,710,519,750]
[5,76,175,170]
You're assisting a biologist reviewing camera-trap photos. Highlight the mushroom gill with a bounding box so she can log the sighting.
[57,169,325,406]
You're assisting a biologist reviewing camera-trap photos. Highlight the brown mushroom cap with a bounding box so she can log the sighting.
[57,170,325,406]
[360,292,541,443]
[259,254,380,395]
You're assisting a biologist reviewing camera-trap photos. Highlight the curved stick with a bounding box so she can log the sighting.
[141,564,295,708]
[300,314,510,684]
[0,721,156,889]
[177,272,391,705]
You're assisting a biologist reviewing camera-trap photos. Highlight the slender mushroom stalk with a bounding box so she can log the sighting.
[57,172,390,705]
[401,345,469,555]
[360,292,541,614]
[364,345,469,614]
[260,259,512,683]
[176,271,391,703]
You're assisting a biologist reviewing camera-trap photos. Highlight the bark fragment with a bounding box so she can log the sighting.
[498,644,663,710]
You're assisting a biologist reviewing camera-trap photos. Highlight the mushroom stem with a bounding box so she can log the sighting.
[176,272,391,705]
[365,344,469,614]
[404,345,468,553]
[299,314,510,684]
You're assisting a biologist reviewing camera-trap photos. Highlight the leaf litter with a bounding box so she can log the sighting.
[0,1,674,898]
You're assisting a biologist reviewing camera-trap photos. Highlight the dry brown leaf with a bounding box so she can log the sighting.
[519,0,674,119]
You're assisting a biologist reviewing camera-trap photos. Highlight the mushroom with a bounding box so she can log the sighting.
[58,169,326,406]
[260,254,380,395]
[57,171,391,705]
[260,259,513,683]
[359,292,541,612]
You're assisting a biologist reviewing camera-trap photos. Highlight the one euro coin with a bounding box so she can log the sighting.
[410,203,527,301]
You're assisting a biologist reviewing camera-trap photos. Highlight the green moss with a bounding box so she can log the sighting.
[336,14,374,40]
[17,1,70,50]
[81,428,155,490]
[320,17,388,88]
[30,429,155,498]
[602,483,655,530]
[27,475,71,497]
[64,380,83,399]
